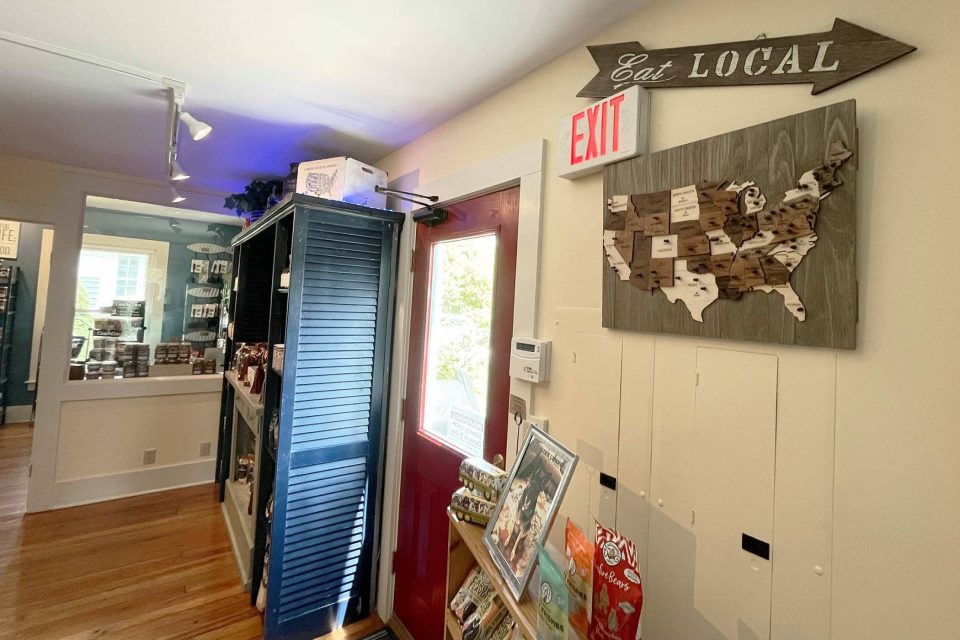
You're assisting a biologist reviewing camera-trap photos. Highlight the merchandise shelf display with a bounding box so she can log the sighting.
[216,194,402,640]
[446,509,537,640]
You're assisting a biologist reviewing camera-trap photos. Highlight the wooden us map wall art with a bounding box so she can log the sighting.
[579,19,915,97]
[602,101,857,349]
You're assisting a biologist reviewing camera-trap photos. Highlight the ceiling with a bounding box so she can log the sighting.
[0,1,643,200]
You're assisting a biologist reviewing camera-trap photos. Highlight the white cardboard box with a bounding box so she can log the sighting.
[295,157,388,209]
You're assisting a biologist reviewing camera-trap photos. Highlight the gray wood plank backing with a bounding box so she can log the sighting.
[602,100,857,349]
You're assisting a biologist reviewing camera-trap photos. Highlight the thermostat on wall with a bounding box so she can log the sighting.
[509,337,551,383]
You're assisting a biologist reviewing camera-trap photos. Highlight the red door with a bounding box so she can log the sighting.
[393,187,519,639]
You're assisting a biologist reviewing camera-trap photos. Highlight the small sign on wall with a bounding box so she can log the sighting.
[0,220,21,259]
[558,85,650,180]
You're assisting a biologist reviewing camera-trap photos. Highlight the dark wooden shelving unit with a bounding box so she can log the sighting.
[217,194,403,640]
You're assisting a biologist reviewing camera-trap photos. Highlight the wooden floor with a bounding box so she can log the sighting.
[0,421,388,640]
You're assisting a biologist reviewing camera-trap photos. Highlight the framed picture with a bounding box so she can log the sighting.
[483,427,578,600]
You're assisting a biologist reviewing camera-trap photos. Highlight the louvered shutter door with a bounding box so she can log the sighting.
[266,209,397,639]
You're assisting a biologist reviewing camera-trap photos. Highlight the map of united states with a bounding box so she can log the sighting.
[604,141,852,322]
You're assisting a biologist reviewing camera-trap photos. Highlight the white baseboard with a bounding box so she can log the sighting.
[4,404,33,424]
[42,459,217,511]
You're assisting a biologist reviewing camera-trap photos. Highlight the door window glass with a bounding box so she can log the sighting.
[420,234,497,456]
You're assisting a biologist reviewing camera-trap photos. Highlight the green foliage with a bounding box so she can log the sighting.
[433,239,496,402]
[224,179,283,215]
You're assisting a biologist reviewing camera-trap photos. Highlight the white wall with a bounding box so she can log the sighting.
[57,391,218,480]
[376,0,960,638]
[0,153,229,510]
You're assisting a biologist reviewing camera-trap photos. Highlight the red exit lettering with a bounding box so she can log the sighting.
[570,93,626,166]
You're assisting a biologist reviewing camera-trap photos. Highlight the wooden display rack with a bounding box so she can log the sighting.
[445,508,537,640]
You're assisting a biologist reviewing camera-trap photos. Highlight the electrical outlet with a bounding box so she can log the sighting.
[142,449,157,465]
[199,442,211,457]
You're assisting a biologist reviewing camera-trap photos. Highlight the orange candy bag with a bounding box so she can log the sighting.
[564,518,592,637]
[588,521,643,640]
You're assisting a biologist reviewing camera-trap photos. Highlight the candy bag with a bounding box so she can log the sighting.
[488,613,515,640]
[588,522,643,640]
[537,544,569,640]
[451,566,495,624]
[565,518,593,637]
[463,595,506,640]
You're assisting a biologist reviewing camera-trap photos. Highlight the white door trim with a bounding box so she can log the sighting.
[376,139,546,621]
[26,227,54,391]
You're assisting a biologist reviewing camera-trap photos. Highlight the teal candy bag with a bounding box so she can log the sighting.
[537,544,569,640]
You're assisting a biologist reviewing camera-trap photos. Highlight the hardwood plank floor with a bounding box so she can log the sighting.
[0,422,387,640]
[0,421,264,640]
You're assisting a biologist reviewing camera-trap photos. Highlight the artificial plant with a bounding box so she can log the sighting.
[224,179,283,216]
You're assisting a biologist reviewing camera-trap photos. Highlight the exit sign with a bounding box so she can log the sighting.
[558,85,649,180]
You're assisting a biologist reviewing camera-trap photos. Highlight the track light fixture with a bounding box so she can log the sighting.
[0,36,212,193]
[170,159,190,181]
[170,186,186,203]
[164,80,212,184]
[180,112,212,141]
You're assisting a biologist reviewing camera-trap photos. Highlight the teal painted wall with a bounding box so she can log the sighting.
[4,221,44,408]
[83,209,240,342]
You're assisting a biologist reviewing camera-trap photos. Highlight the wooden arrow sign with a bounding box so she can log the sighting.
[578,18,915,97]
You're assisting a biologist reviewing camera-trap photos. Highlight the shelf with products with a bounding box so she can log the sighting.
[183,249,232,358]
[248,210,292,614]
[221,365,265,592]
[217,194,402,639]
[445,509,537,640]
[72,299,214,382]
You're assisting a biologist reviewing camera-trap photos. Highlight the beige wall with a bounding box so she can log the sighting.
[377,0,960,637]
[57,392,219,481]
[0,152,227,509]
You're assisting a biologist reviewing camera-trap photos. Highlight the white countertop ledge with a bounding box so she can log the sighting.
[61,373,224,401]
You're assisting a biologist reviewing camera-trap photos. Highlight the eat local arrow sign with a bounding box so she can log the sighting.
[578,18,915,97]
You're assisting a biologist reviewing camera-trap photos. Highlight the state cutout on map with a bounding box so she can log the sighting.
[651,235,679,259]
[662,259,719,322]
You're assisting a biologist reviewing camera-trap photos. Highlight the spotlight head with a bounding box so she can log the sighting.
[170,159,190,181]
[180,112,212,141]
[170,186,186,203]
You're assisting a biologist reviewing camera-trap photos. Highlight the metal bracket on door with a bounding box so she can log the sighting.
[375,186,448,226]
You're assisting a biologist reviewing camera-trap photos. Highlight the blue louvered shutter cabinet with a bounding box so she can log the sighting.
[229,195,402,640]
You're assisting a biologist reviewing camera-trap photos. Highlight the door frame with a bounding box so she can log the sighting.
[377,139,546,621]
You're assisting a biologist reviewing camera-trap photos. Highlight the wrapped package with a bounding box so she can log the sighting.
[537,545,569,640]
[565,518,593,637]
[459,457,507,501]
[451,486,497,525]
[463,595,507,640]
[588,522,643,640]
[488,613,515,640]
[451,567,495,624]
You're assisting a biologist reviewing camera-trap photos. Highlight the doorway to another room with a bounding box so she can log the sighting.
[0,219,53,430]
